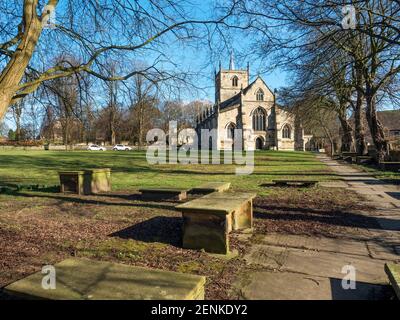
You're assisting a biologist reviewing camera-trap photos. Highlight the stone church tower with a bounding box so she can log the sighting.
[196,55,304,151]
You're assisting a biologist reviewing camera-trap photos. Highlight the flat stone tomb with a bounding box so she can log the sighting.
[83,168,111,194]
[176,192,256,254]
[272,179,318,187]
[385,263,400,299]
[59,171,85,195]
[4,258,206,300]
[190,182,231,195]
[59,168,111,195]
[139,188,188,201]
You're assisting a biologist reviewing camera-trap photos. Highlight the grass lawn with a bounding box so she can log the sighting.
[353,163,400,182]
[0,150,335,194]
[0,150,373,299]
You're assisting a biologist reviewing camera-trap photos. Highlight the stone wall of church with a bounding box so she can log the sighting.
[276,108,295,150]
[216,70,249,102]
[217,107,240,149]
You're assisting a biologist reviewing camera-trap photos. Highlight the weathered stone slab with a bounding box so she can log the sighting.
[4,258,206,300]
[139,188,188,201]
[384,263,400,299]
[83,168,111,194]
[59,171,85,195]
[182,211,231,254]
[245,244,388,284]
[236,271,390,300]
[257,233,370,257]
[187,192,256,230]
[190,182,231,194]
[367,242,400,261]
[177,192,256,254]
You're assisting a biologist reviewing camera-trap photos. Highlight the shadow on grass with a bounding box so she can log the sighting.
[110,216,182,247]
[0,183,59,194]
[10,192,175,211]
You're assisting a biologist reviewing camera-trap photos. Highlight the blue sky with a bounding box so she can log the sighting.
[2,0,290,131]
[156,0,289,102]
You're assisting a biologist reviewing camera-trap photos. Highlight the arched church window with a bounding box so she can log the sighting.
[232,76,238,87]
[252,107,266,131]
[256,89,264,101]
[282,124,291,139]
[227,123,236,139]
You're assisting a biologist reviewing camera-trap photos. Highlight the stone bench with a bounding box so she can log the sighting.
[139,188,188,201]
[272,179,318,187]
[384,263,400,299]
[379,162,400,172]
[190,182,231,195]
[4,258,205,300]
[59,168,111,195]
[176,192,256,254]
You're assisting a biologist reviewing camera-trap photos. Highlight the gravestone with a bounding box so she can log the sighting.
[4,258,206,300]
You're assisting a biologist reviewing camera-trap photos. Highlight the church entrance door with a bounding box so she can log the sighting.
[255,137,263,150]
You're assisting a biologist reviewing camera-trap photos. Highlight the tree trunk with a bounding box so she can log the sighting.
[365,92,389,162]
[109,108,116,145]
[0,0,42,120]
[64,118,70,151]
[353,66,368,155]
[353,102,367,155]
[15,109,22,142]
[338,114,354,152]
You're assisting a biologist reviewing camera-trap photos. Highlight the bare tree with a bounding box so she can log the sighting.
[0,1,237,120]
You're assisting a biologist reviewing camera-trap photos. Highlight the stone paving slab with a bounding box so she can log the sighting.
[235,155,399,300]
[244,244,388,284]
[256,233,370,257]
[237,271,391,300]
[367,242,400,261]
[4,258,206,300]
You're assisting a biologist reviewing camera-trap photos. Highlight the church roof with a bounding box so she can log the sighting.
[219,92,241,110]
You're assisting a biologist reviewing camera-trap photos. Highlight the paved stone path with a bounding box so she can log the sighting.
[235,155,400,300]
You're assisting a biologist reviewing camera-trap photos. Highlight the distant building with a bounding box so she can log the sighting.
[351,110,400,147]
[195,55,305,150]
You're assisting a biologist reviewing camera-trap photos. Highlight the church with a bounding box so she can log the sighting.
[195,56,305,151]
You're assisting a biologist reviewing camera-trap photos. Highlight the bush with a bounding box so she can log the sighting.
[0,140,44,147]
